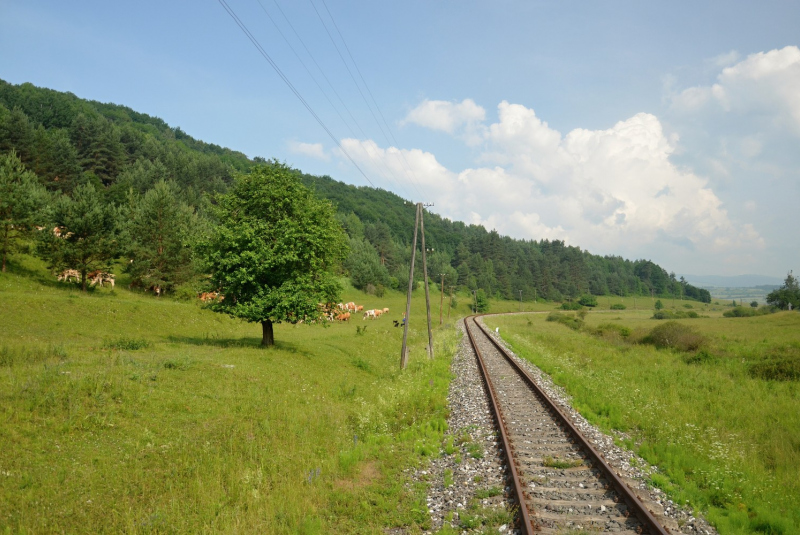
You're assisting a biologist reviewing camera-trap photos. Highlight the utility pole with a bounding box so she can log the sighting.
[400,204,421,370]
[439,273,445,324]
[419,205,434,358]
[448,286,455,319]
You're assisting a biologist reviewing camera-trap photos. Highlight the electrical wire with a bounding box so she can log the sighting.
[316,0,427,200]
[308,0,425,200]
[216,0,376,188]
[256,0,414,200]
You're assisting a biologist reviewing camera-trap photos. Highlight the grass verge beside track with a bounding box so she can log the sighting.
[485,310,800,535]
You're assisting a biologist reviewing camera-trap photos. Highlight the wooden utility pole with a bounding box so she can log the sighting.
[419,207,434,358]
[400,204,421,369]
[439,273,445,324]
[448,286,455,319]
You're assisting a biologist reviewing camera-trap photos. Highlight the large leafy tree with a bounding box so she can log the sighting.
[199,163,348,346]
[37,183,122,290]
[125,180,199,294]
[766,271,800,310]
[0,151,47,272]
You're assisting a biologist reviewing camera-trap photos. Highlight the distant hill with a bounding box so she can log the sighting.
[682,274,784,288]
[0,78,711,303]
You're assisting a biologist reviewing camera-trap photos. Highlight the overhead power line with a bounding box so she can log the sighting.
[309,0,426,200]
[216,0,376,188]
[256,0,414,200]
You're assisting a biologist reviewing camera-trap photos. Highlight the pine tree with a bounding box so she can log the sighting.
[0,151,48,271]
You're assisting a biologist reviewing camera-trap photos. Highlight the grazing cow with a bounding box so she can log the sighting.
[363,309,376,320]
[199,291,220,302]
[382,308,389,314]
[374,309,383,318]
[92,272,115,288]
[146,284,162,296]
[336,312,351,322]
[356,305,363,312]
[345,302,356,312]
[57,269,80,283]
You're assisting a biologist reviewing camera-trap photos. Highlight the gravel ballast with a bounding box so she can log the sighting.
[406,316,719,535]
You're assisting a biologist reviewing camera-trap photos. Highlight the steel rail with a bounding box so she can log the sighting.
[470,315,671,535]
[464,315,535,534]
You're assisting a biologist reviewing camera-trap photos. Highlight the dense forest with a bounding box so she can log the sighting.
[0,78,710,303]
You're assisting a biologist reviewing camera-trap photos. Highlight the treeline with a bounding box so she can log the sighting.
[0,78,710,303]
[301,173,711,303]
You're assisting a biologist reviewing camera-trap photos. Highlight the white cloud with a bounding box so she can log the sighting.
[672,46,800,131]
[337,101,763,264]
[402,98,486,139]
[287,141,329,161]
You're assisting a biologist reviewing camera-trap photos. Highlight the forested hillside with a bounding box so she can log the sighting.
[0,78,710,303]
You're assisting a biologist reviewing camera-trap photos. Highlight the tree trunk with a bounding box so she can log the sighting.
[81,269,87,292]
[261,319,274,347]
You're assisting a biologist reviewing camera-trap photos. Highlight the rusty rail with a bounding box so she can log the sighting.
[464,315,535,534]
[467,314,671,535]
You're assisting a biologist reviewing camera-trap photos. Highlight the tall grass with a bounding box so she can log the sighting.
[0,254,461,533]
[486,311,800,535]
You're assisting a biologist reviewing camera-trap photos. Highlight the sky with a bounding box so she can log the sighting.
[1,0,798,279]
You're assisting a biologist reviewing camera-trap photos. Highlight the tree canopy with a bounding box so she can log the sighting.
[0,150,47,272]
[766,272,800,310]
[198,163,348,346]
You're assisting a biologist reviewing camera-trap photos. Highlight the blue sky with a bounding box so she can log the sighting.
[1,0,798,278]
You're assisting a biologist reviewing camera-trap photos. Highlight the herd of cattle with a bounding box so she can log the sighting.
[57,269,115,288]
[55,270,395,324]
[322,302,390,322]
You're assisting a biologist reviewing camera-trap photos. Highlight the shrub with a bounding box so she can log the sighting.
[683,303,694,309]
[595,323,631,339]
[749,346,800,381]
[103,337,150,350]
[723,306,756,317]
[684,349,714,364]
[643,321,706,351]
[750,301,759,308]
[610,303,627,310]
[578,295,597,307]
[560,301,582,311]
[654,299,664,310]
[546,311,584,331]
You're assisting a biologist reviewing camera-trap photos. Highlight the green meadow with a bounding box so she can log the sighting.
[0,254,480,534]
[485,305,800,534]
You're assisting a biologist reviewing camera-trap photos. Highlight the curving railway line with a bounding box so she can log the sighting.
[463,314,672,534]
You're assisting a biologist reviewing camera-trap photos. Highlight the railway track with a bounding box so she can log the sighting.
[464,314,671,535]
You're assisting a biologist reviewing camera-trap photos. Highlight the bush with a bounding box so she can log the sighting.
[654,299,664,310]
[750,301,759,308]
[723,306,776,318]
[684,349,714,364]
[683,303,694,309]
[610,303,627,310]
[595,323,631,338]
[546,311,584,331]
[560,301,583,311]
[749,346,800,381]
[643,321,706,351]
[578,295,597,307]
[103,337,150,351]
[652,309,701,320]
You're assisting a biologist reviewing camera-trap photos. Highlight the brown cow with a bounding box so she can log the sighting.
[335,312,351,322]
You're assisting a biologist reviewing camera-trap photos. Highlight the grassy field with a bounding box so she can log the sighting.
[0,254,487,534]
[484,305,800,535]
